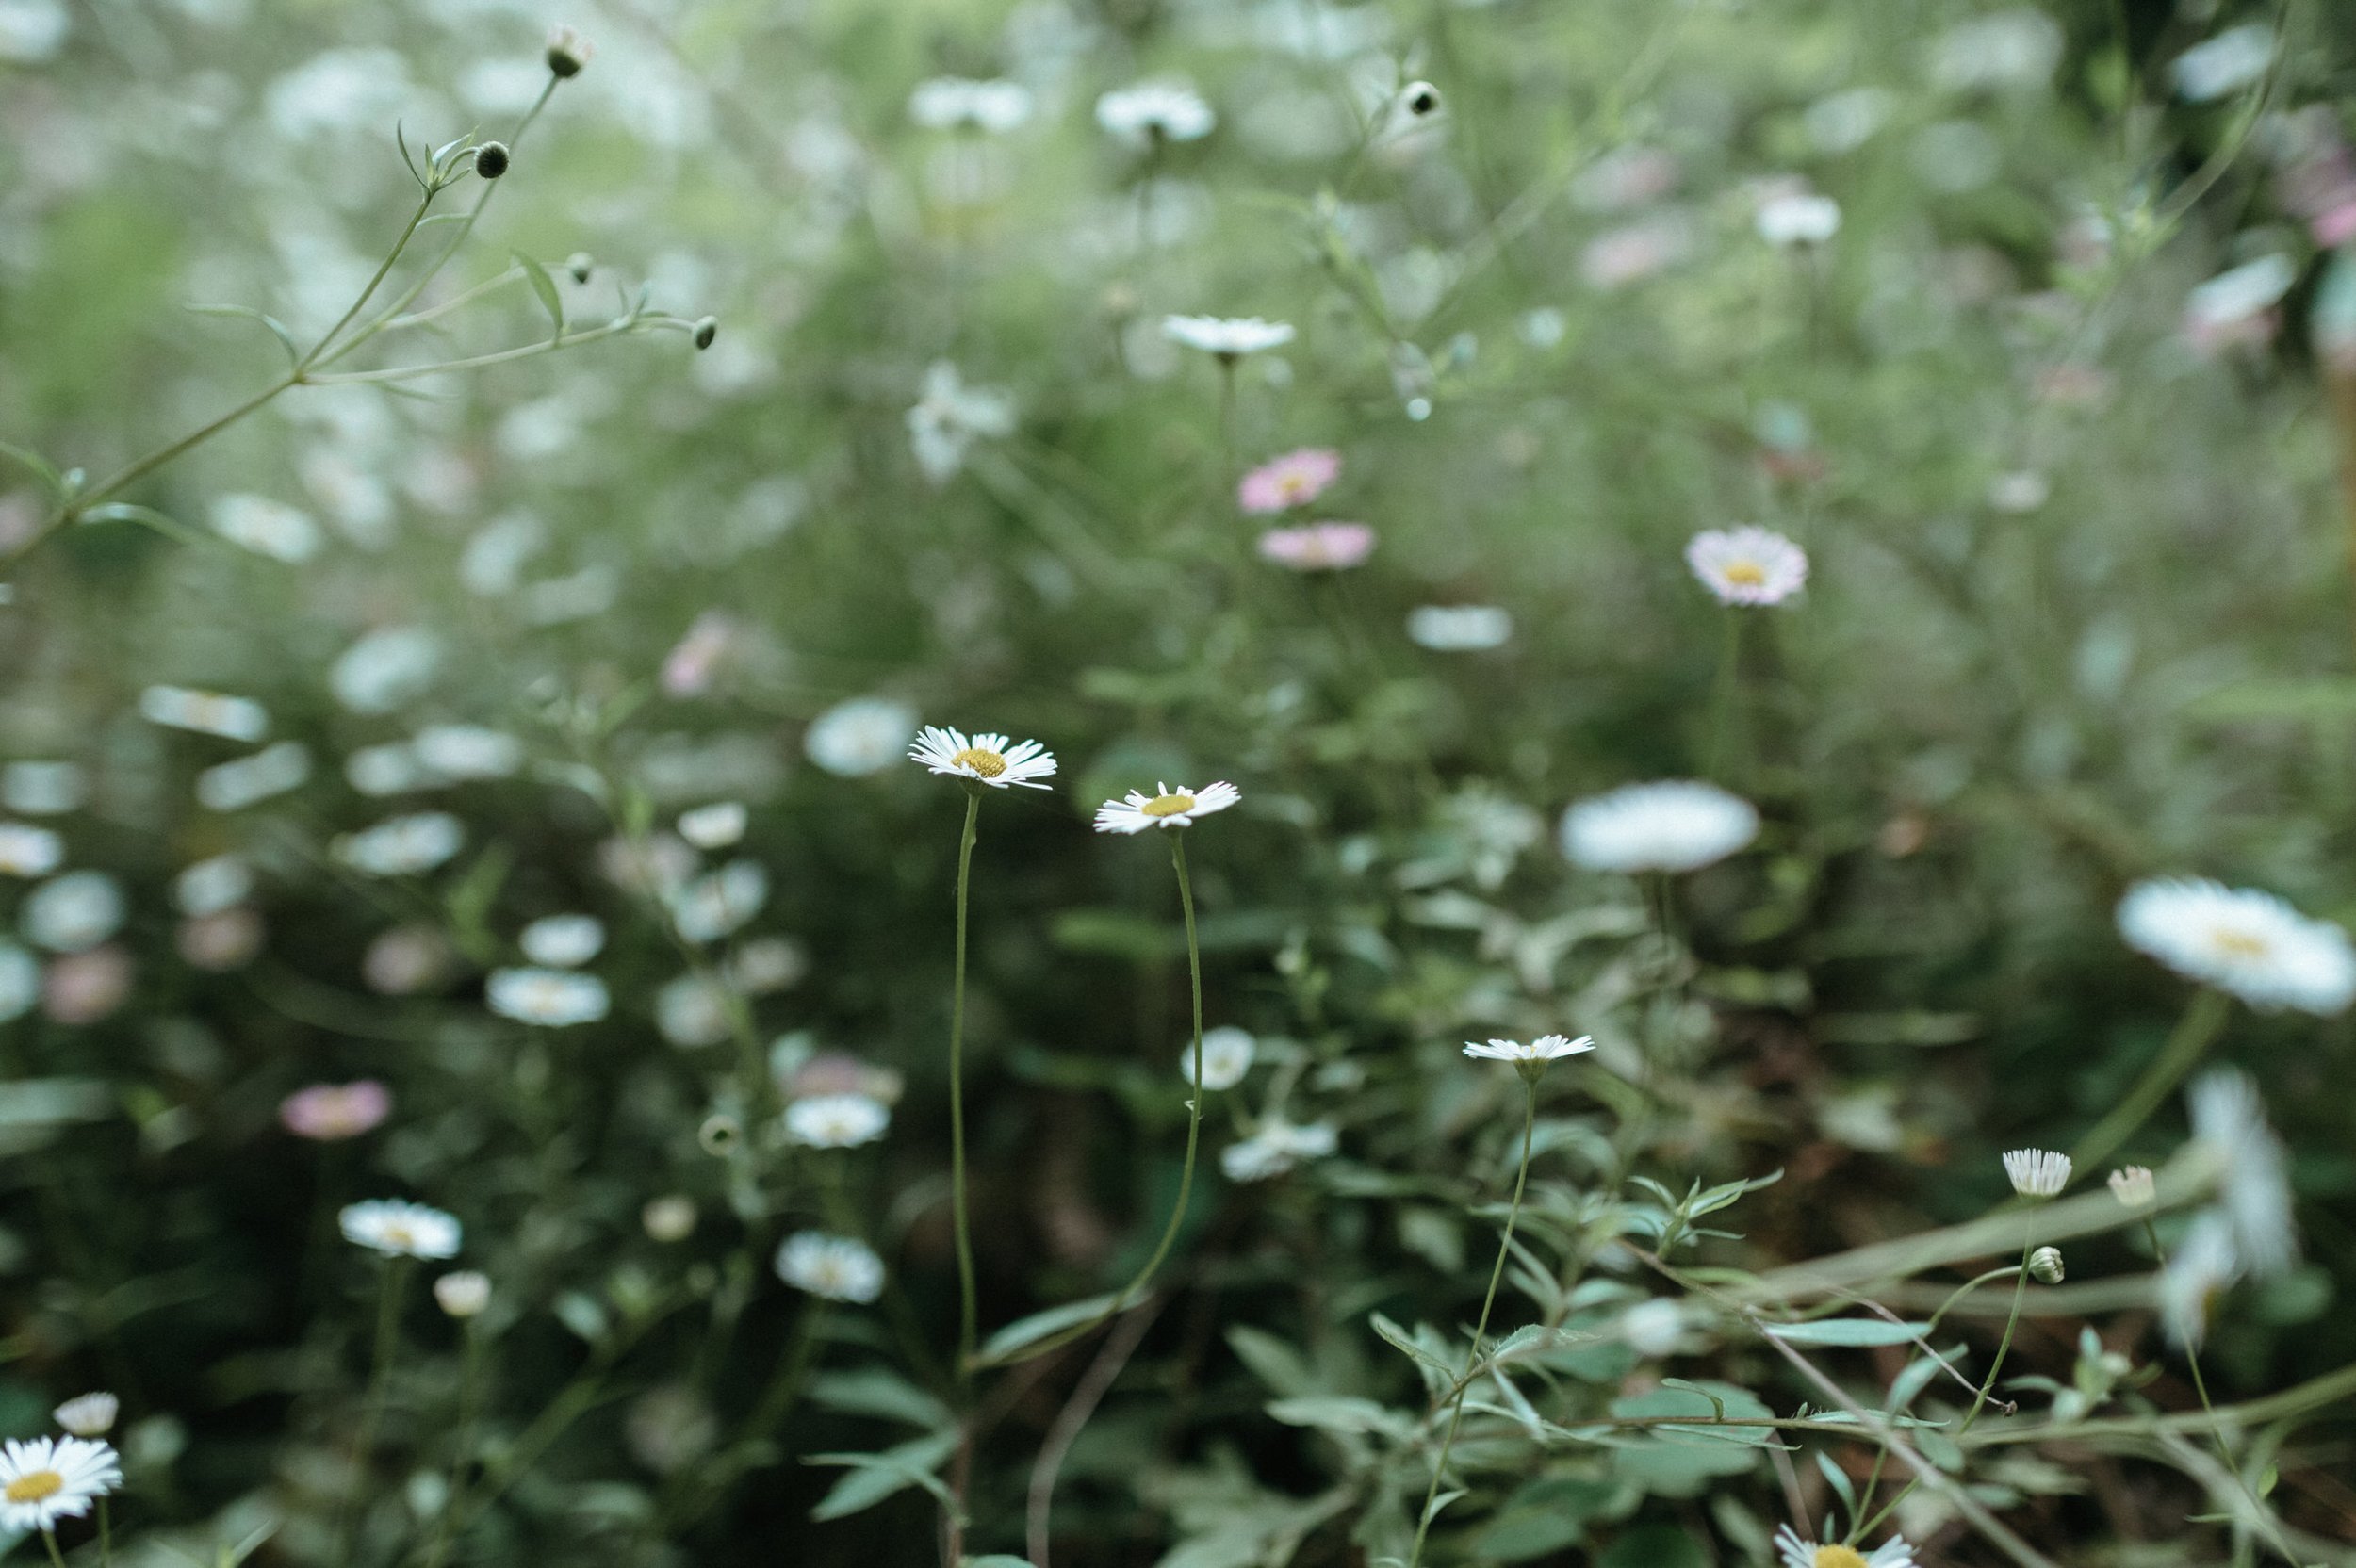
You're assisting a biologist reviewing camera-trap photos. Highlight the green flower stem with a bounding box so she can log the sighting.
[1407,1078,1539,1568]
[301,186,445,373]
[1704,608,1744,780]
[333,1258,411,1567]
[2070,987,2231,1174]
[419,1322,488,1568]
[41,1530,66,1568]
[949,791,983,1374]
[97,1497,110,1568]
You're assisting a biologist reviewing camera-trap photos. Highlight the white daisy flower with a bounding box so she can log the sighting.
[138,685,270,742]
[2160,1208,2240,1348]
[339,1199,463,1260]
[1463,1033,1595,1064]
[1756,190,1842,247]
[1096,79,1215,147]
[23,871,125,954]
[1219,1119,1338,1183]
[908,76,1033,134]
[2003,1147,2071,1199]
[1773,1522,1916,1568]
[669,859,769,943]
[331,626,440,714]
[1093,780,1240,834]
[486,967,610,1026]
[197,742,313,812]
[434,1271,491,1318]
[519,914,605,968]
[678,801,747,850]
[655,973,733,1049]
[51,1394,117,1438]
[2107,1166,2157,1209]
[776,1232,885,1302]
[2187,1070,2298,1279]
[174,855,253,917]
[0,823,64,877]
[1162,315,1294,358]
[2116,878,2356,1014]
[411,725,526,782]
[1685,526,1809,606]
[784,1092,892,1149]
[0,943,41,1023]
[335,812,465,877]
[3,760,85,816]
[1181,1027,1256,1092]
[908,361,1018,485]
[0,1435,122,1534]
[1406,605,1513,651]
[807,697,921,777]
[1560,780,1758,874]
[908,726,1057,791]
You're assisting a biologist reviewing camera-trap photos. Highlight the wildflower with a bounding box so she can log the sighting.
[2185,254,2296,353]
[3,761,84,816]
[2171,23,2272,102]
[908,726,1057,791]
[210,493,320,563]
[1561,780,1758,874]
[1464,1034,1595,1064]
[340,1199,463,1259]
[807,697,921,777]
[474,140,510,179]
[669,859,769,943]
[519,913,604,968]
[1094,780,1241,834]
[486,967,610,1026]
[908,76,1033,134]
[730,936,808,995]
[197,742,313,811]
[657,973,733,1048]
[2160,1209,2239,1348]
[364,926,451,996]
[1686,526,1809,606]
[546,25,592,78]
[434,1271,491,1317]
[1096,80,1215,147]
[41,948,132,1024]
[336,812,465,877]
[22,871,124,954]
[0,1435,121,1534]
[776,1233,885,1302]
[0,943,35,1024]
[174,856,252,917]
[2029,1245,2066,1284]
[1181,1026,1256,1092]
[2116,877,2356,1014]
[2003,1148,2071,1199]
[139,685,269,742]
[1406,605,1513,651]
[1237,449,1341,514]
[1257,521,1374,571]
[0,823,64,878]
[1620,1298,1687,1357]
[1774,1523,1916,1568]
[678,801,747,850]
[2188,1070,2298,1278]
[1162,315,1294,358]
[2108,1166,2157,1208]
[331,627,439,713]
[51,1395,116,1438]
[908,361,1017,484]
[661,611,740,697]
[1219,1119,1338,1183]
[784,1092,892,1149]
[281,1081,392,1141]
[786,1052,903,1104]
[1756,189,1841,247]
[411,725,525,781]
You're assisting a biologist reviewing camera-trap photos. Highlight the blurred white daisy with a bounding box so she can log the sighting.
[1406,605,1513,651]
[519,914,605,968]
[210,493,321,563]
[0,1435,121,1534]
[331,626,439,714]
[336,813,465,876]
[51,1394,116,1438]
[776,1233,885,1302]
[1094,781,1240,834]
[1464,1034,1595,1064]
[678,801,747,850]
[1162,316,1294,357]
[1774,1523,1915,1568]
[174,855,253,917]
[807,697,921,777]
[412,725,526,782]
[908,76,1033,134]
[1561,781,1758,874]
[2108,1166,2157,1209]
[908,362,1017,485]
[2116,877,2356,1014]
[1181,1026,1256,1091]
[1756,190,1841,247]
[669,859,769,943]
[908,727,1057,791]
[0,943,36,1023]
[0,823,64,878]
[1096,79,1215,147]
[2160,1208,2239,1348]
[340,1199,463,1259]
[2003,1147,2071,1199]
[487,967,610,1026]
[23,871,125,954]
[784,1092,892,1149]
[139,685,269,741]
[3,761,85,816]
[1219,1119,1337,1183]
[2187,1070,2298,1278]
[2171,23,2274,103]
[434,1271,491,1318]
[656,973,733,1049]
[197,742,313,812]
[1686,526,1809,606]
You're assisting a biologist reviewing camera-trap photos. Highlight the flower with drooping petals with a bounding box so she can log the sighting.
[1238,449,1341,514]
[908,726,1057,791]
[1094,781,1240,834]
[1561,781,1758,874]
[281,1081,392,1141]
[2116,877,2356,1015]
[1257,522,1374,572]
[1686,526,1809,606]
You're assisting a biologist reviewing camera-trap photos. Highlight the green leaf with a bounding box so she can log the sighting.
[1814,1450,1857,1530]
[78,502,222,552]
[1226,1325,1318,1396]
[806,1429,958,1522]
[1597,1525,1707,1568]
[1265,1396,1408,1438]
[185,302,303,366]
[516,253,564,335]
[1367,1312,1451,1371]
[805,1366,953,1429]
[1763,1319,1928,1348]
[973,1292,1120,1364]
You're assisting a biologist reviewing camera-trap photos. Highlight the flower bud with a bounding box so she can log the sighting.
[2028,1246,2066,1284]
[566,252,595,285]
[475,141,511,180]
[434,1270,492,1317]
[643,1194,698,1242]
[2107,1165,2156,1209]
[1402,81,1441,117]
[693,316,718,351]
[547,25,592,79]
[53,1393,118,1437]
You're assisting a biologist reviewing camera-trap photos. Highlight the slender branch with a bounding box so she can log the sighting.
[1026,1296,1165,1568]
[2070,987,2231,1173]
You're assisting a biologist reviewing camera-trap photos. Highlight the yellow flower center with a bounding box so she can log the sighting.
[1277,473,1312,500]
[2211,928,2269,957]
[1814,1548,1870,1568]
[951,747,1007,778]
[1721,560,1767,586]
[6,1470,64,1504]
[383,1223,415,1250]
[1140,793,1196,818]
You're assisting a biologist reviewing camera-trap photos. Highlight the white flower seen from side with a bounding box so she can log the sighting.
[1161,316,1294,358]
[1181,1026,1256,1091]
[776,1233,885,1302]
[1462,1033,1594,1064]
[519,914,604,968]
[139,685,270,741]
[434,1271,492,1317]
[807,697,921,777]
[1219,1119,1337,1183]
[1686,526,1809,606]
[486,967,611,1026]
[22,871,125,954]
[2116,877,2356,1014]
[1406,605,1513,651]
[197,743,313,812]
[784,1092,892,1150]
[1096,79,1215,147]
[670,859,769,943]
[908,362,1017,485]
[51,1394,117,1438]
[340,1199,463,1259]
[908,726,1057,791]
[336,813,465,877]
[0,823,64,878]
[2108,1165,2157,1208]
[2187,1069,2298,1279]
[908,76,1033,134]
[678,801,747,849]
[1561,781,1758,874]
[0,1435,122,1534]
[2003,1147,2071,1199]
[1094,780,1240,834]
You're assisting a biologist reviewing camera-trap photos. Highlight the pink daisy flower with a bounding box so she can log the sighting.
[1257,522,1375,572]
[1237,449,1341,514]
[282,1081,394,1141]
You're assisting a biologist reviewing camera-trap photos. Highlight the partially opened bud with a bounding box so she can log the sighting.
[693,316,718,351]
[566,252,595,285]
[2029,1246,2065,1284]
[547,25,592,79]
[434,1270,492,1317]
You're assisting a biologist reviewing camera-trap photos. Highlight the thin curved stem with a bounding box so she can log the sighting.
[333,1259,409,1566]
[2070,988,2231,1173]
[949,792,983,1374]
[1704,609,1744,779]
[1407,1080,1538,1568]
[302,187,443,372]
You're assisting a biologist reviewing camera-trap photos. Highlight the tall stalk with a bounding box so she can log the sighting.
[948,791,984,1372]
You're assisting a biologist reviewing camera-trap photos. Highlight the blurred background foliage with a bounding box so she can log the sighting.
[4,0,2356,1562]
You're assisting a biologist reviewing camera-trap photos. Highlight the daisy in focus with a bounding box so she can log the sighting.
[1464,1034,1595,1064]
[1686,526,1809,606]
[784,1092,892,1150]
[0,1435,121,1534]
[1257,522,1375,572]
[340,1199,463,1259]
[2003,1147,2071,1199]
[1238,449,1341,514]
[1774,1523,1915,1568]
[1094,781,1240,834]
[776,1233,885,1302]
[908,726,1057,791]
[1162,315,1295,358]
[1560,780,1758,874]
[2116,877,2356,1014]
